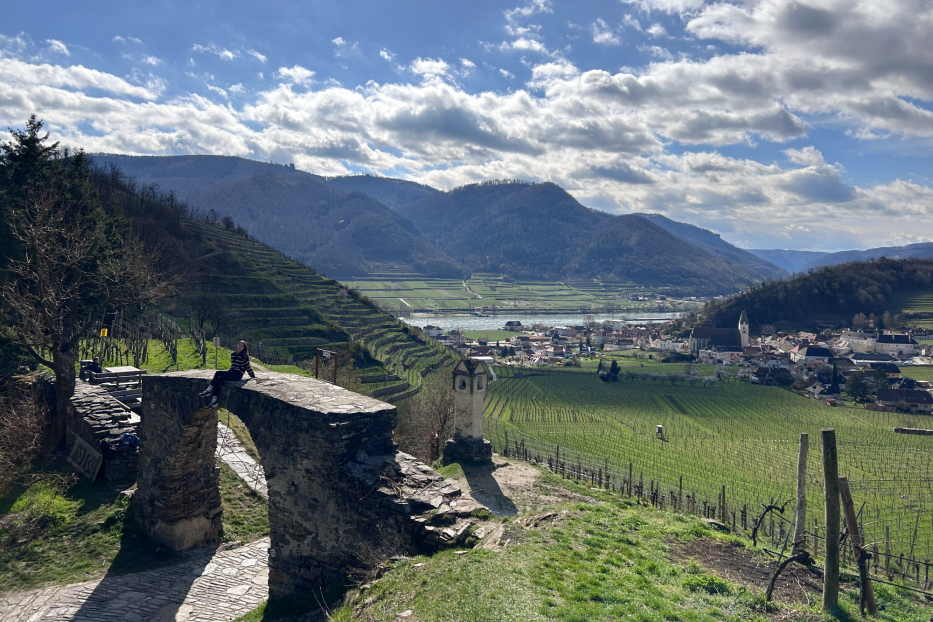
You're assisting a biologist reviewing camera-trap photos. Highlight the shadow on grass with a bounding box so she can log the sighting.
[460,462,518,518]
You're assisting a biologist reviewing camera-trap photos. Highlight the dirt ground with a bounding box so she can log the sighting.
[672,537,826,608]
[456,457,595,518]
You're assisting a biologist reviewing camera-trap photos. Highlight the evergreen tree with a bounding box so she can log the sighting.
[846,372,870,402]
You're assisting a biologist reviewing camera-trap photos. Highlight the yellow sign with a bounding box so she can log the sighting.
[100,328,108,337]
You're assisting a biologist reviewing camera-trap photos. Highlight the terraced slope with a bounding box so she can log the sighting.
[185,222,454,401]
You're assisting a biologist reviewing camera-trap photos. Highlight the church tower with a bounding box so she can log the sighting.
[443,359,493,464]
[738,311,749,348]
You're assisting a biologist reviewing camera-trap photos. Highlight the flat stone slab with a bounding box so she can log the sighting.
[0,538,271,621]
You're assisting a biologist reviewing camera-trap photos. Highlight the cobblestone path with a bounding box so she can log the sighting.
[0,424,271,621]
[0,538,270,621]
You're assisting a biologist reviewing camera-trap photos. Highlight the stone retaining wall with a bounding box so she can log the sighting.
[67,382,139,481]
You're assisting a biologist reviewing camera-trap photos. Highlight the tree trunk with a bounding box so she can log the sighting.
[49,347,77,451]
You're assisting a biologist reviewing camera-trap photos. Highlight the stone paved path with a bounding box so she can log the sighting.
[0,422,272,621]
[0,538,270,621]
[216,422,267,498]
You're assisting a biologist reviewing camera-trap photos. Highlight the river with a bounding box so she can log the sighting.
[402,311,678,332]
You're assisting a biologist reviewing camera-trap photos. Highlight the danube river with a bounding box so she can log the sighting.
[402,312,677,332]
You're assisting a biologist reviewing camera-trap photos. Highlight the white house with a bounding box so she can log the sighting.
[840,330,876,353]
[874,333,920,357]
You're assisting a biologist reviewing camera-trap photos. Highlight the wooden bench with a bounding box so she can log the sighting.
[109,387,143,410]
[88,369,147,391]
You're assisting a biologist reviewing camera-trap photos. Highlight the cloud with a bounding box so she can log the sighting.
[192,43,239,61]
[141,55,162,66]
[46,39,70,56]
[622,15,643,31]
[639,45,673,61]
[332,37,346,46]
[646,23,668,38]
[4,1,933,250]
[622,0,706,14]
[410,57,450,77]
[379,49,395,62]
[592,19,621,46]
[783,146,826,167]
[504,0,552,23]
[247,49,267,63]
[274,65,315,85]
[112,35,142,44]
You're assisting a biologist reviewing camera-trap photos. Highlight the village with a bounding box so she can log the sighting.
[420,314,933,414]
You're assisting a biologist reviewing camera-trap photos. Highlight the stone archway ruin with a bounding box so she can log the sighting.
[134,370,480,600]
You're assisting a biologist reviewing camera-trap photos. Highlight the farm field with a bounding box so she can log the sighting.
[893,289,933,328]
[342,272,690,314]
[484,366,933,562]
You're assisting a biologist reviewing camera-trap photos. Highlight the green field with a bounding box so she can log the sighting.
[342,272,697,314]
[893,289,933,328]
[484,366,933,562]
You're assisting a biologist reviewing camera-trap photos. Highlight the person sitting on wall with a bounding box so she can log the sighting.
[200,340,256,408]
[87,356,103,374]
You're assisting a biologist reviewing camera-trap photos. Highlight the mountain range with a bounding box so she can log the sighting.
[92,154,788,293]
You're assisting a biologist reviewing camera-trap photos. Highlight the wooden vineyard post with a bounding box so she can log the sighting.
[839,476,877,616]
[822,428,840,612]
[885,526,891,574]
[793,433,808,555]
[628,463,633,497]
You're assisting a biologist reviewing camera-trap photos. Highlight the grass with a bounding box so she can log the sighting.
[464,330,518,342]
[0,458,268,594]
[238,471,929,621]
[219,410,261,463]
[485,366,933,562]
[898,366,933,382]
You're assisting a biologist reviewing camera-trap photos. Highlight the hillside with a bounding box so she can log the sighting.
[800,242,933,271]
[746,248,828,273]
[635,213,787,280]
[322,174,438,209]
[184,171,464,278]
[90,167,454,399]
[92,155,462,279]
[399,181,782,294]
[693,256,933,332]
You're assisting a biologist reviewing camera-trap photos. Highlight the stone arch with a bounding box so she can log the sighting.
[134,370,477,600]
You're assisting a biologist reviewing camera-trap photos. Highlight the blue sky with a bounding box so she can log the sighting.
[2,0,932,251]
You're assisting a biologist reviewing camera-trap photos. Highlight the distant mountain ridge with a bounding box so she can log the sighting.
[745,249,828,273]
[91,154,788,293]
[92,154,463,278]
[800,242,933,271]
[634,214,787,280]
[397,181,787,293]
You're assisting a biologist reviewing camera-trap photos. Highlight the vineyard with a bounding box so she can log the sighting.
[484,366,933,568]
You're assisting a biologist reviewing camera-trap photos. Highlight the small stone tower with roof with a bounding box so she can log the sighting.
[443,359,493,464]
[739,311,750,348]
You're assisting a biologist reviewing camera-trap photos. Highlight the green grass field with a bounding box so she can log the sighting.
[464,330,518,342]
[343,272,696,314]
[484,366,933,562]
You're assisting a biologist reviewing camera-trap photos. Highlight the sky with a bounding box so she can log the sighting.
[1,0,932,252]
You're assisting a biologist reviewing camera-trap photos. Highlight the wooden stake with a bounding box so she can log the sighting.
[793,433,808,554]
[822,428,840,612]
[839,476,877,616]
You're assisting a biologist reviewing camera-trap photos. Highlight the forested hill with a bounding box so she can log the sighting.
[634,213,787,280]
[183,172,464,278]
[693,257,933,332]
[398,181,785,293]
[322,175,438,209]
[799,242,933,272]
[92,155,464,279]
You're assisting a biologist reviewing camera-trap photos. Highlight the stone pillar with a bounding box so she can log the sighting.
[135,370,472,601]
[444,360,492,464]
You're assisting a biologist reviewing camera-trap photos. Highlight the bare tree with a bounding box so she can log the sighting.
[1,191,173,448]
[394,367,455,463]
[0,376,49,493]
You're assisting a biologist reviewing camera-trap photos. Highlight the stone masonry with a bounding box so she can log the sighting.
[67,381,140,481]
[444,360,493,464]
[135,370,484,602]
